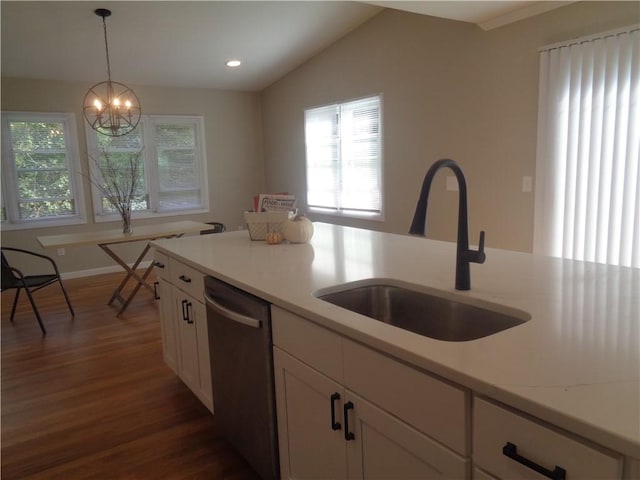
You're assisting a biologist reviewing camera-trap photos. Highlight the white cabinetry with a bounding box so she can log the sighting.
[172,289,207,397]
[274,348,348,478]
[157,278,177,372]
[153,252,177,373]
[473,397,623,480]
[272,306,469,479]
[473,467,500,480]
[343,338,468,455]
[346,389,467,479]
[154,252,213,412]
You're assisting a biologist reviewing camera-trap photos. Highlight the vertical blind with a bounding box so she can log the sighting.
[305,96,382,215]
[534,26,640,268]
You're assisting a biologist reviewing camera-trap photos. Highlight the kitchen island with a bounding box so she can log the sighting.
[152,222,639,478]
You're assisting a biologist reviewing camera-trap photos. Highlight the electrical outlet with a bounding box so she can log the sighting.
[522,176,533,193]
[57,248,66,256]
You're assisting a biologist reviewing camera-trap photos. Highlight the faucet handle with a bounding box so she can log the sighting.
[473,231,486,264]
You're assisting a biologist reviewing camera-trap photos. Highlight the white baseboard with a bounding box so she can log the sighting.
[60,260,153,280]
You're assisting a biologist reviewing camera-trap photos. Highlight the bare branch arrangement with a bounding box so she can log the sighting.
[88,149,143,233]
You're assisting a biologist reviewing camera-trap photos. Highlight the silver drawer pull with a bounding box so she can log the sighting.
[204,292,262,329]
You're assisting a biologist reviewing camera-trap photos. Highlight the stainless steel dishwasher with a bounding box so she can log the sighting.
[204,276,279,480]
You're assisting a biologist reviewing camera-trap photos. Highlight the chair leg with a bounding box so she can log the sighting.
[58,280,75,317]
[10,288,21,322]
[24,288,46,335]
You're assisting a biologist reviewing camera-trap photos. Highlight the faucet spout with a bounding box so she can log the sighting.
[409,159,486,291]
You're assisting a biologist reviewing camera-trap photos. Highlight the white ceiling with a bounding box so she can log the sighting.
[368,1,572,30]
[1,1,568,92]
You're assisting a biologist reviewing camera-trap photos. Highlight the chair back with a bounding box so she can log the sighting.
[1,251,20,289]
[200,222,226,235]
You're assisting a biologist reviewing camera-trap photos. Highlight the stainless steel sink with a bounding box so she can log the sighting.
[315,280,529,342]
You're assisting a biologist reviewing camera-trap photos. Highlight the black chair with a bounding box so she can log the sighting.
[200,222,226,235]
[1,247,74,335]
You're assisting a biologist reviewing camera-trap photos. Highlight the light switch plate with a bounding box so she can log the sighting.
[522,176,533,193]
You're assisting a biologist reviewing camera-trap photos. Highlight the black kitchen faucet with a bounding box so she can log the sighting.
[409,158,486,290]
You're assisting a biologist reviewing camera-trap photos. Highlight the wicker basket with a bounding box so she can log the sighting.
[244,211,295,240]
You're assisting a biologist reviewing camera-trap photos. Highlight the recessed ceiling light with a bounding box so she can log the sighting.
[226,60,241,67]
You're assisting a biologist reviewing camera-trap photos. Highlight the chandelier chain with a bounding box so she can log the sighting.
[102,15,112,82]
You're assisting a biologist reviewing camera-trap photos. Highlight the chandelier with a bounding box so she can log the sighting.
[83,8,141,137]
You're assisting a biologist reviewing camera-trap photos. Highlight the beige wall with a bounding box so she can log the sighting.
[2,1,638,276]
[1,77,265,274]
[261,1,639,252]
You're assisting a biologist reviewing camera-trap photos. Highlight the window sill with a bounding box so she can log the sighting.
[308,207,384,222]
[93,207,209,224]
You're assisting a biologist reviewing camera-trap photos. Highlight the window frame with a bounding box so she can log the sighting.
[304,94,384,221]
[1,111,86,230]
[85,114,209,223]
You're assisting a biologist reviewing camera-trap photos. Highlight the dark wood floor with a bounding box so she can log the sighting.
[1,271,260,480]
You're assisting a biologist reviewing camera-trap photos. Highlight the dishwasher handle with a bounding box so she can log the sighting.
[204,291,262,329]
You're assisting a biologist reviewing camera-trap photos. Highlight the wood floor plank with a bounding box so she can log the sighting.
[1,271,261,480]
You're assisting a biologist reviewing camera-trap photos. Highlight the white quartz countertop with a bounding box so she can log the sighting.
[152,223,640,458]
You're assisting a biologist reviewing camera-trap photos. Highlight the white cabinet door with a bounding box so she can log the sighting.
[170,284,213,412]
[192,299,212,411]
[155,252,212,413]
[173,287,201,395]
[157,278,178,373]
[274,347,348,480]
[274,346,469,480]
[346,391,469,480]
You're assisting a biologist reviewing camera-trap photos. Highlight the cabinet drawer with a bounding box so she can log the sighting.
[343,339,469,455]
[473,397,622,480]
[170,259,204,300]
[153,251,171,281]
[271,306,343,383]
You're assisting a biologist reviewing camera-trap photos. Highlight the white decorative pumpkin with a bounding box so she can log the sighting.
[283,215,314,243]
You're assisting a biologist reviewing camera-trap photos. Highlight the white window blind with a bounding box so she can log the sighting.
[152,118,204,211]
[534,26,640,268]
[1,112,85,228]
[305,95,382,217]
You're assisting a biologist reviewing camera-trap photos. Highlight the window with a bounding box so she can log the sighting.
[1,112,85,229]
[534,26,639,268]
[86,115,208,220]
[305,95,382,218]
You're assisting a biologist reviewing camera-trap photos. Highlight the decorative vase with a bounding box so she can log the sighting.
[121,207,133,234]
